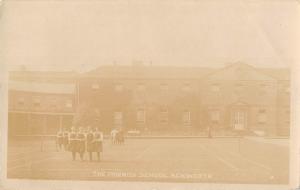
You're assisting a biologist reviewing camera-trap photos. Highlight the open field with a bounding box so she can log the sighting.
[7,137,289,184]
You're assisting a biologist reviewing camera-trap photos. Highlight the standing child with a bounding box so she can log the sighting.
[63,128,70,151]
[56,129,64,151]
[77,127,86,161]
[86,127,94,161]
[93,128,103,162]
[69,127,77,161]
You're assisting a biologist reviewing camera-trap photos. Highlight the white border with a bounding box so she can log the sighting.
[0,1,299,190]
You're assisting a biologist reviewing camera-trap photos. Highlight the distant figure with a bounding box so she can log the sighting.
[77,127,86,161]
[93,128,104,162]
[110,129,118,144]
[116,129,124,145]
[69,127,77,160]
[62,128,70,151]
[56,129,64,151]
[86,127,94,162]
[208,125,213,138]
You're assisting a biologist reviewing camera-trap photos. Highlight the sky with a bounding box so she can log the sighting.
[0,0,299,71]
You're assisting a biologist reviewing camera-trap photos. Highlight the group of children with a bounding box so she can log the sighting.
[110,128,125,144]
[56,127,104,162]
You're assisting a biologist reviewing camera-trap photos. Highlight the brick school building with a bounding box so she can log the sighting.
[8,63,290,137]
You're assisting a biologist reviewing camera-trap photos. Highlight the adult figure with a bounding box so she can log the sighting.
[110,128,118,144]
[56,128,64,151]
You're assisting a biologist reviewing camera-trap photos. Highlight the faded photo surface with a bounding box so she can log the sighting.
[1,0,299,188]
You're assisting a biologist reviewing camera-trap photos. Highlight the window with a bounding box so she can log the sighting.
[114,112,123,126]
[160,107,168,124]
[136,108,146,124]
[49,98,58,109]
[18,97,25,106]
[285,86,290,94]
[91,83,99,90]
[182,83,191,92]
[183,110,191,126]
[258,109,267,124]
[137,83,146,91]
[115,83,123,92]
[160,83,168,92]
[210,110,220,122]
[260,83,267,88]
[33,97,41,107]
[235,83,244,90]
[211,84,220,92]
[259,83,269,95]
[286,109,290,123]
[66,99,73,108]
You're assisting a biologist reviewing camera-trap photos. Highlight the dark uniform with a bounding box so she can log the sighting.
[63,131,69,151]
[93,131,103,161]
[76,131,86,161]
[86,131,94,161]
[69,131,77,160]
[116,130,124,144]
[56,131,64,150]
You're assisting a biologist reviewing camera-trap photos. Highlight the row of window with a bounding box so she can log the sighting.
[113,110,191,126]
[212,84,289,94]
[91,83,190,92]
[90,83,290,94]
[16,97,73,108]
[112,108,289,126]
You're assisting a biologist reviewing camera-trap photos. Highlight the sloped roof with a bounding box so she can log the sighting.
[9,81,76,94]
[9,64,290,82]
[82,63,290,81]
[202,63,290,81]
[82,65,215,79]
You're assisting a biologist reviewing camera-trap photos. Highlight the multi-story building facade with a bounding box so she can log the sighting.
[8,71,77,136]
[200,63,290,136]
[8,63,290,136]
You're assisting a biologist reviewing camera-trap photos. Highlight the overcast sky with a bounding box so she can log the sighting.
[1,0,299,71]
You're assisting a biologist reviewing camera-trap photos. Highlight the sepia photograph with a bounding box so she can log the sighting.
[0,0,299,189]
[7,62,290,185]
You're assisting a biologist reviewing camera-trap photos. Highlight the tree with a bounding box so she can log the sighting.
[73,102,101,128]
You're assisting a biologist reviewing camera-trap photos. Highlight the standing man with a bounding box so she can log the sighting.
[77,127,86,161]
[69,127,77,161]
[93,128,104,162]
[117,128,124,145]
[56,128,64,151]
[86,127,94,161]
[208,124,213,138]
[110,128,118,144]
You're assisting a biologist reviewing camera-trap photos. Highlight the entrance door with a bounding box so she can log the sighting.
[233,110,247,130]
